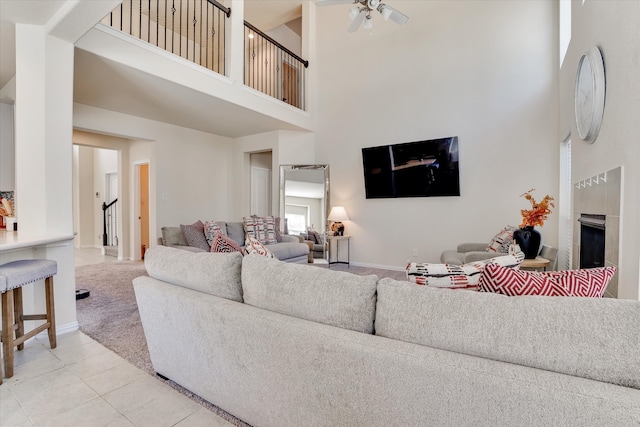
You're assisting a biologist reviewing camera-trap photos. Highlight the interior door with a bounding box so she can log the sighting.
[139,163,149,258]
[251,167,271,216]
[282,62,299,108]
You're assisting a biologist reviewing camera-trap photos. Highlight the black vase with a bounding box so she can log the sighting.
[513,226,541,259]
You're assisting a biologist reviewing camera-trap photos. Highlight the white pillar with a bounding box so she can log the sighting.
[14,24,74,235]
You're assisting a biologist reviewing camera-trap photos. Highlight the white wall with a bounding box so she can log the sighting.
[315,1,559,269]
[561,1,640,299]
[74,104,234,257]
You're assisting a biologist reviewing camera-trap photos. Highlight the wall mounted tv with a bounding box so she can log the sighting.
[362,136,460,199]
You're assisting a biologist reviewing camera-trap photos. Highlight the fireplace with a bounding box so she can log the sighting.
[572,166,621,298]
[578,214,605,268]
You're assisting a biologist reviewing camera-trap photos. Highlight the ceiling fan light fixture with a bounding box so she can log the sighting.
[348,7,360,20]
[380,5,393,21]
[363,15,373,30]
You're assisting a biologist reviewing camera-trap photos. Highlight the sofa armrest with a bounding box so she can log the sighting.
[281,234,302,243]
[463,251,500,263]
[456,242,488,253]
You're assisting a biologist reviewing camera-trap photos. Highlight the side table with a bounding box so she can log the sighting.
[521,256,551,271]
[327,235,350,267]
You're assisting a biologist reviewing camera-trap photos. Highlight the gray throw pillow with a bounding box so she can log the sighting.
[180,220,210,251]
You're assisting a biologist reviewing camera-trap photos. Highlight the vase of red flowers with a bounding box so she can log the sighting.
[514,189,554,259]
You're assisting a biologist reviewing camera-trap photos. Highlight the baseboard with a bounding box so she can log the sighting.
[350,261,405,272]
[34,321,79,341]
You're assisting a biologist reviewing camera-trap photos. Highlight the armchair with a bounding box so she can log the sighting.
[300,231,326,263]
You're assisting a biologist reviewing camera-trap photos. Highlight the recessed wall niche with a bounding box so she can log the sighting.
[573,166,621,298]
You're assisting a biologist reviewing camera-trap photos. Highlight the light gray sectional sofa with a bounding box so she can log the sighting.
[159,222,309,263]
[133,245,640,427]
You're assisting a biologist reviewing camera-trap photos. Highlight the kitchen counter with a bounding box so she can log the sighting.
[0,230,75,253]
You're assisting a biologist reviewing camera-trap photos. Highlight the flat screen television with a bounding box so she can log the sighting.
[362,136,460,199]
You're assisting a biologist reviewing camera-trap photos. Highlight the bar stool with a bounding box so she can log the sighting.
[0,259,57,382]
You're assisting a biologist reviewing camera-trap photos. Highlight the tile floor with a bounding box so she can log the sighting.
[0,248,234,427]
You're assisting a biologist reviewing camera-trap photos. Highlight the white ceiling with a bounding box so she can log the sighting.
[285,180,325,199]
[1,0,305,138]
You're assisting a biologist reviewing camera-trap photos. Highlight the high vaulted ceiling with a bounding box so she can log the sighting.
[0,1,305,138]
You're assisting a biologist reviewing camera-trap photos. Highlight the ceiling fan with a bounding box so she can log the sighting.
[316,0,409,33]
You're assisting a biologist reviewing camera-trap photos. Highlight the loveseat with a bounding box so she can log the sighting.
[159,221,309,263]
[133,246,640,427]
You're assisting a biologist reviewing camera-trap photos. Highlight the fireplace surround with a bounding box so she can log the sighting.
[573,167,621,298]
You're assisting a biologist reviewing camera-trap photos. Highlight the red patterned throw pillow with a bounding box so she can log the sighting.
[204,220,225,247]
[210,233,242,254]
[244,237,276,258]
[479,264,616,297]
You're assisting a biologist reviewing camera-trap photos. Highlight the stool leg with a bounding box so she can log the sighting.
[2,290,15,378]
[13,287,24,351]
[45,276,56,349]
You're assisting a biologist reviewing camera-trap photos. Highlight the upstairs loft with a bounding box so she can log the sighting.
[75,0,314,138]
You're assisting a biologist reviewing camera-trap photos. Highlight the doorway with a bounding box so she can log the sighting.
[282,62,299,108]
[135,162,150,260]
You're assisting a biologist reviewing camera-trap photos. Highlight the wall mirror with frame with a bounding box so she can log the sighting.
[279,165,330,237]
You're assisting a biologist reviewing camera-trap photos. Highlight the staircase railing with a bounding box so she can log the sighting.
[102,198,119,247]
[244,21,309,110]
[103,0,230,76]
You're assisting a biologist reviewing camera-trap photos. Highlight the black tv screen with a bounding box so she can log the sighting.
[362,136,460,199]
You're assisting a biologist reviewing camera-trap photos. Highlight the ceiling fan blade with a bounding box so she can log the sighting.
[381,4,409,25]
[316,0,357,6]
[348,9,367,32]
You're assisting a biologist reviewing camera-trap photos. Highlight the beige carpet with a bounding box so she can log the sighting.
[75,259,406,425]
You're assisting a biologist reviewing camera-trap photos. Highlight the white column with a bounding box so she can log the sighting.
[228,0,245,85]
[14,24,74,235]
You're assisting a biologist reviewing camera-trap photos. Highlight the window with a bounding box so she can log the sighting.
[285,204,309,235]
[559,0,571,67]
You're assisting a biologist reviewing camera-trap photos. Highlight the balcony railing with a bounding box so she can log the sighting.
[103,0,230,75]
[102,1,309,110]
[244,21,309,110]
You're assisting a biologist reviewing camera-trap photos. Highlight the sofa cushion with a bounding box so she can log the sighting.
[406,252,524,291]
[180,220,210,251]
[480,264,616,297]
[161,226,188,246]
[244,237,276,258]
[144,245,243,302]
[266,242,309,260]
[211,233,242,254]
[242,254,378,333]
[486,225,516,253]
[375,277,640,389]
[225,222,245,247]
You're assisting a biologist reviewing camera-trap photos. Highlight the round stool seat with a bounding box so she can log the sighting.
[0,259,57,292]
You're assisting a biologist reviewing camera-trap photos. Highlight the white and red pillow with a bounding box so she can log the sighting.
[479,264,616,297]
[244,237,276,258]
[406,252,524,291]
[210,233,242,254]
[486,225,517,253]
[243,216,278,245]
[204,220,225,247]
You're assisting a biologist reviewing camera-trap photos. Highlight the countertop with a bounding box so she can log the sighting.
[0,230,75,252]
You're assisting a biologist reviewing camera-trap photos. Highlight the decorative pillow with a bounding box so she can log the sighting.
[308,230,322,244]
[486,225,517,253]
[479,264,616,297]
[244,237,276,258]
[274,217,283,243]
[204,220,225,247]
[543,266,616,297]
[211,233,242,254]
[244,216,278,245]
[406,252,525,291]
[180,220,210,251]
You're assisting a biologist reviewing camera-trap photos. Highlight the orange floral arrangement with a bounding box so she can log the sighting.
[519,189,554,228]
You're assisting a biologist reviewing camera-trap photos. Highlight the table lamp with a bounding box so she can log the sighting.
[328,206,349,236]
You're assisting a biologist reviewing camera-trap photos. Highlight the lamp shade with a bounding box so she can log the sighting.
[328,206,349,222]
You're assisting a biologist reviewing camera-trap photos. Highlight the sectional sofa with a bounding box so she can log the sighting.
[133,245,640,427]
[159,221,309,263]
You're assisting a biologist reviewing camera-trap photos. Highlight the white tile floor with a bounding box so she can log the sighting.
[0,248,234,427]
